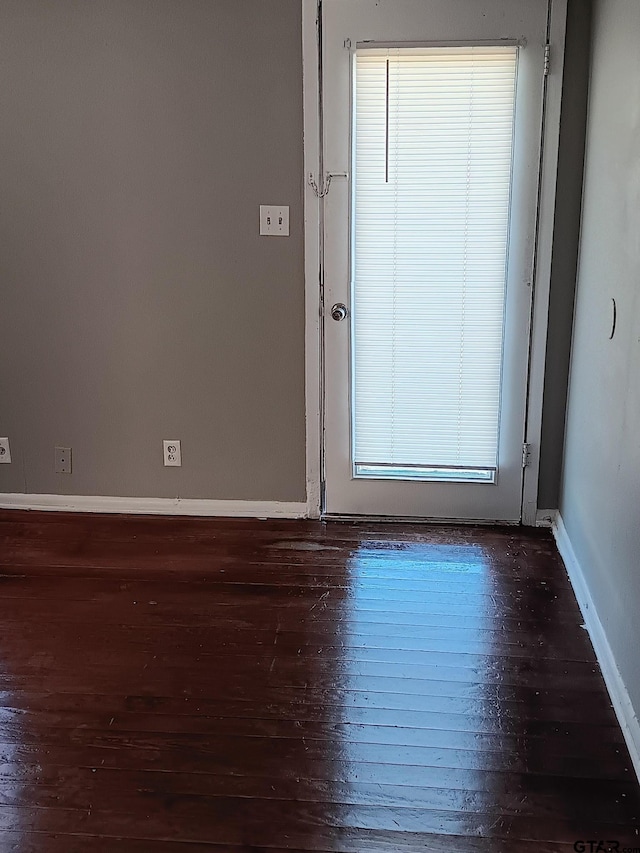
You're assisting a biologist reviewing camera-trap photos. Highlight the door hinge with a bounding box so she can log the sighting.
[522,443,532,468]
[544,43,551,77]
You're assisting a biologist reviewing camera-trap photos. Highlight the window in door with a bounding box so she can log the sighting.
[352,46,519,484]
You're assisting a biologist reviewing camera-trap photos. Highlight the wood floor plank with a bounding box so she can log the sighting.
[0,716,628,764]
[0,649,606,690]
[0,799,633,848]
[0,688,620,727]
[0,625,600,663]
[0,828,586,852]
[0,768,636,824]
[0,573,574,600]
[0,732,631,780]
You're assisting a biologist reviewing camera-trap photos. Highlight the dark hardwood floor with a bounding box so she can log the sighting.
[0,510,637,852]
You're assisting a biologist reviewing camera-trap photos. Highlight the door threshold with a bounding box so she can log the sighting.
[321,512,522,526]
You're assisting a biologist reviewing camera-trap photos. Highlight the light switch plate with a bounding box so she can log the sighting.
[260,205,289,236]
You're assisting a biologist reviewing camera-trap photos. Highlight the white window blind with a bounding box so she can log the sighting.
[352,46,518,482]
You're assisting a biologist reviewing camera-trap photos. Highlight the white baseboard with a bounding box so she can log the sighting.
[0,493,308,519]
[552,512,640,784]
[535,508,558,528]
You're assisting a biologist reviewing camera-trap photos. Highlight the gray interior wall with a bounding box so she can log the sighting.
[560,0,640,712]
[0,0,306,501]
[538,0,592,509]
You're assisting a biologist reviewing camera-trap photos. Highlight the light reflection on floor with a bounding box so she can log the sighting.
[335,540,505,837]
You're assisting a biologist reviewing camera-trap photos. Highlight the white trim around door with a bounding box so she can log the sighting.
[521,0,568,525]
[303,0,323,519]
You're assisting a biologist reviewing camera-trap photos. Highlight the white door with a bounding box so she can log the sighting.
[322,0,548,521]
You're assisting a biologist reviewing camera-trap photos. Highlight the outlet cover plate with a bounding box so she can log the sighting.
[0,438,11,464]
[55,446,72,474]
[163,440,182,467]
[259,205,289,236]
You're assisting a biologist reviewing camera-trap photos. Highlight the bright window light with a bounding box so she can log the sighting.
[352,46,518,483]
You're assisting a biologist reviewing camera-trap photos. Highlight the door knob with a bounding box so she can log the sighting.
[331,303,348,322]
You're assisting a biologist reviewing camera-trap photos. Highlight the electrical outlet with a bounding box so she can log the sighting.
[0,438,11,464]
[163,440,181,467]
[259,205,290,236]
[55,446,72,474]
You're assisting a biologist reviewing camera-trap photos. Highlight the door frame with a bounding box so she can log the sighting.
[302,0,568,524]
